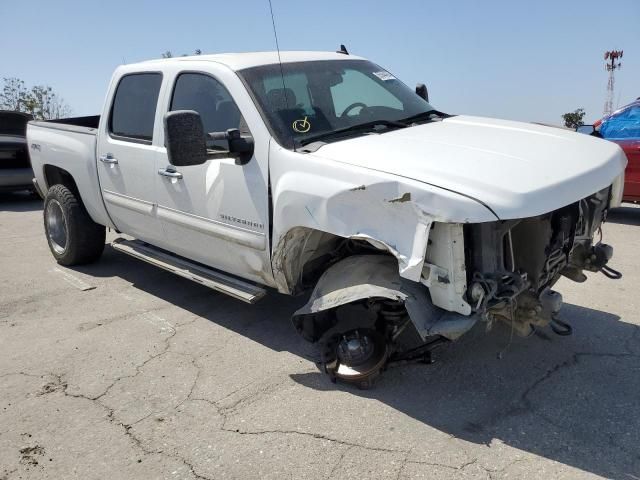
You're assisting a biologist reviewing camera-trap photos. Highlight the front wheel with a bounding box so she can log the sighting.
[43,184,105,265]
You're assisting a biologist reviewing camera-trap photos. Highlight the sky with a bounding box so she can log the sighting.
[2,0,639,125]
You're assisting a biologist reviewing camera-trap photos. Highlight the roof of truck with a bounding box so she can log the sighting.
[140,51,365,71]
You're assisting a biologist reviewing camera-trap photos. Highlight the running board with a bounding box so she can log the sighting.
[111,238,266,304]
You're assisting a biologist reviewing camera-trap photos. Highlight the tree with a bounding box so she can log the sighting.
[161,49,201,58]
[0,77,29,111]
[24,85,72,120]
[0,78,72,119]
[562,108,586,129]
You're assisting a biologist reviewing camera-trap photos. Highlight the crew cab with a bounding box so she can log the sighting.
[27,51,626,387]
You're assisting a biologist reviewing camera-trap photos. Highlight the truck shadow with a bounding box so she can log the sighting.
[0,191,42,212]
[72,245,640,479]
[291,305,640,479]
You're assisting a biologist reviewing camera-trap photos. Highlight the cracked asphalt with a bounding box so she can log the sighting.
[1,192,639,480]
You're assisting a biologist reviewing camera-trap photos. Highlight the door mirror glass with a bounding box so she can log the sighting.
[208,128,255,165]
[576,124,595,135]
[415,83,429,102]
[164,110,207,167]
[576,124,603,138]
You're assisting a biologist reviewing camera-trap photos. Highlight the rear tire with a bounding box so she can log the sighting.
[43,184,105,265]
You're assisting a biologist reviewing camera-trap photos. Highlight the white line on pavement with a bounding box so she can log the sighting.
[51,268,96,291]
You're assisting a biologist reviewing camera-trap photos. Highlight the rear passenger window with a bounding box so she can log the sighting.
[109,73,162,142]
[170,73,246,149]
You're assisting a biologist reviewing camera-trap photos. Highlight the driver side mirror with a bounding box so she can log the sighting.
[207,129,255,166]
[164,110,207,167]
[576,124,603,138]
[415,83,429,102]
[163,111,255,166]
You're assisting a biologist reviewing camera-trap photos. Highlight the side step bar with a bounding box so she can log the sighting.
[111,238,266,304]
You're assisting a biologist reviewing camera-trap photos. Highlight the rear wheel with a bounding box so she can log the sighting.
[43,184,105,265]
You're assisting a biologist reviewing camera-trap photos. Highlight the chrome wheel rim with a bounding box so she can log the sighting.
[46,199,68,254]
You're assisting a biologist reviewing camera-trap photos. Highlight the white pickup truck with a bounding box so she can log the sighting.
[28,51,626,387]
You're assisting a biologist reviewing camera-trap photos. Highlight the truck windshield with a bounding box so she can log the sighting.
[239,59,436,149]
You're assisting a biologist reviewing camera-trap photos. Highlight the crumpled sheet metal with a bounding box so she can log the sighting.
[293,255,477,341]
[271,178,437,293]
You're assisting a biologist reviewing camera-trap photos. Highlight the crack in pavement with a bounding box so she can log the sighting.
[59,361,213,479]
[406,457,479,472]
[521,350,639,409]
[477,348,640,434]
[624,324,640,354]
[12,291,637,479]
[405,457,532,480]
[0,372,48,380]
[395,447,412,480]
[63,314,201,403]
[2,313,215,479]
[324,445,354,480]
[219,425,410,454]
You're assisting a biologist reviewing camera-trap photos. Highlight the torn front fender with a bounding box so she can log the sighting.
[292,255,477,343]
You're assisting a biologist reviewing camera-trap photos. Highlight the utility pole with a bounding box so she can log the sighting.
[603,50,623,116]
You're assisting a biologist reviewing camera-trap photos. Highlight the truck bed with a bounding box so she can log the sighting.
[27,116,114,228]
[31,115,100,134]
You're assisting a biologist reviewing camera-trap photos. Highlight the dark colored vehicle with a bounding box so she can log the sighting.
[580,100,640,203]
[0,111,35,193]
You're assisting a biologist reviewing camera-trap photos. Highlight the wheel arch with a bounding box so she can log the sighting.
[43,164,80,197]
[42,164,114,229]
[271,225,408,296]
[291,254,478,344]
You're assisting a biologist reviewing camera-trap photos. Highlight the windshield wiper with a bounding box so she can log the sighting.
[397,109,449,125]
[299,120,407,146]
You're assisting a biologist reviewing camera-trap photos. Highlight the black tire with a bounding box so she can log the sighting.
[43,184,105,265]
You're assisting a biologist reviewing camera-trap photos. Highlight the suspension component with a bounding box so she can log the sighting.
[321,328,389,389]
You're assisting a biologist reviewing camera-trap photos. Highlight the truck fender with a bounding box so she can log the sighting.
[291,254,477,343]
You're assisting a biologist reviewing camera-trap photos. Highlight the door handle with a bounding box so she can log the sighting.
[157,168,183,179]
[99,154,118,164]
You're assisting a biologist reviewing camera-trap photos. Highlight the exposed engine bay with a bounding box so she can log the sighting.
[466,185,617,337]
[292,187,620,388]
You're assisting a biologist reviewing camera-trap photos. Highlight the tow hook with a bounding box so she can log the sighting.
[588,243,622,279]
[550,315,573,336]
[540,289,572,336]
[600,264,622,279]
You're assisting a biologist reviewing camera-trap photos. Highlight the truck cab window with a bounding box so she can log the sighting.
[170,73,246,149]
[109,73,162,143]
[331,69,402,115]
[239,60,434,149]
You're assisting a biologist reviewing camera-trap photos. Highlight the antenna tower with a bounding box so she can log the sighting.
[603,50,623,116]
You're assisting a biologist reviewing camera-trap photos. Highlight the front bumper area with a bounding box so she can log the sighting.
[465,186,614,335]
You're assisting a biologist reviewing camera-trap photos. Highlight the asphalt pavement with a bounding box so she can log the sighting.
[1,191,639,479]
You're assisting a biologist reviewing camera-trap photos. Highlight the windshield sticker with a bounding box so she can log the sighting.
[292,116,311,133]
[373,71,396,81]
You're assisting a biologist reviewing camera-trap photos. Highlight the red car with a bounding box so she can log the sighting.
[591,100,640,203]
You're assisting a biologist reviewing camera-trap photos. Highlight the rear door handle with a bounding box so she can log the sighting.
[99,154,118,164]
[157,168,183,179]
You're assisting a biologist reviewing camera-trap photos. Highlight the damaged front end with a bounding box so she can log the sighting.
[292,186,619,388]
[291,254,475,388]
[465,186,617,337]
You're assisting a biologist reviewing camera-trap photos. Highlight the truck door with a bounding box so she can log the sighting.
[154,68,273,285]
[96,72,166,245]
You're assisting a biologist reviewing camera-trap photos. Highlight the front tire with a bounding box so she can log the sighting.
[43,184,105,265]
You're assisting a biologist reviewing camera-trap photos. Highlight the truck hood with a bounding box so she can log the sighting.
[310,115,627,219]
